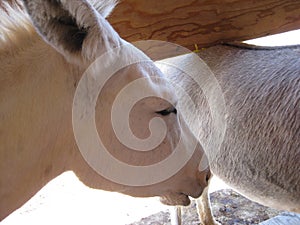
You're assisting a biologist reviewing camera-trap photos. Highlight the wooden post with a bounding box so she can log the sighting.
[109,0,300,50]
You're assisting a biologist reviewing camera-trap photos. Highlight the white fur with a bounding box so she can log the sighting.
[89,0,118,17]
[0,1,33,52]
[0,0,210,220]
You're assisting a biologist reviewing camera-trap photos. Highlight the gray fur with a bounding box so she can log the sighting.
[21,0,121,64]
[165,45,300,212]
[89,0,118,18]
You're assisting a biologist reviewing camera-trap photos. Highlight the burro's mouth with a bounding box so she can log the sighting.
[159,193,192,206]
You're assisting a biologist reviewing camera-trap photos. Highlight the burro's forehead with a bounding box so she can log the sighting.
[122,64,178,108]
[148,72,178,106]
[101,55,178,112]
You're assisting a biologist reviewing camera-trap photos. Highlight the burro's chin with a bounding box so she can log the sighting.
[159,185,206,206]
[160,192,191,206]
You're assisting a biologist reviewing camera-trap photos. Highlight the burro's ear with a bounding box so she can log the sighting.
[22,0,121,65]
[89,0,118,18]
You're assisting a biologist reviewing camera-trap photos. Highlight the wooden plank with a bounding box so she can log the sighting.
[109,0,300,50]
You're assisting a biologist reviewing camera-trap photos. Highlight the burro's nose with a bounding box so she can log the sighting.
[197,166,211,190]
[196,150,211,189]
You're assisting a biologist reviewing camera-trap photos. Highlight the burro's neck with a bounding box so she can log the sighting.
[0,37,81,220]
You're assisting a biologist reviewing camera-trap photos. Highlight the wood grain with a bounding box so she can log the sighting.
[109,0,300,50]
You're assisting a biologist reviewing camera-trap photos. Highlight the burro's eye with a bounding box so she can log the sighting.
[156,106,177,116]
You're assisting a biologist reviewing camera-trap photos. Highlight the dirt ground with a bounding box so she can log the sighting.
[128,189,283,225]
[2,173,285,225]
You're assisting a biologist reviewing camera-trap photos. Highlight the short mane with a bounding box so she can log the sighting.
[0,0,34,53]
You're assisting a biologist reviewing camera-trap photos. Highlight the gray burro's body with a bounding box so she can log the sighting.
[163,44,300,213]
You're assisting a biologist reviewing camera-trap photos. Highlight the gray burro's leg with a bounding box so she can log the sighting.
[196,184,220,225]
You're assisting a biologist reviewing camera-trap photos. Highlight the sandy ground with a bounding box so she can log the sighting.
[1,172,284,225]
[2,171,284,225]
[0,172,229,225]
[1,171,172,225]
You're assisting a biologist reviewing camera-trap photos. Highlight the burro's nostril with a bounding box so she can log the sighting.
[197,167,211,188]
[205,169,212,184]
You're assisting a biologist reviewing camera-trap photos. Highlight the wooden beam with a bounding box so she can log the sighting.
[109,0,300,50]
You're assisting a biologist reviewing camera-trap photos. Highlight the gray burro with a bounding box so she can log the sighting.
[157,44,300,224]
